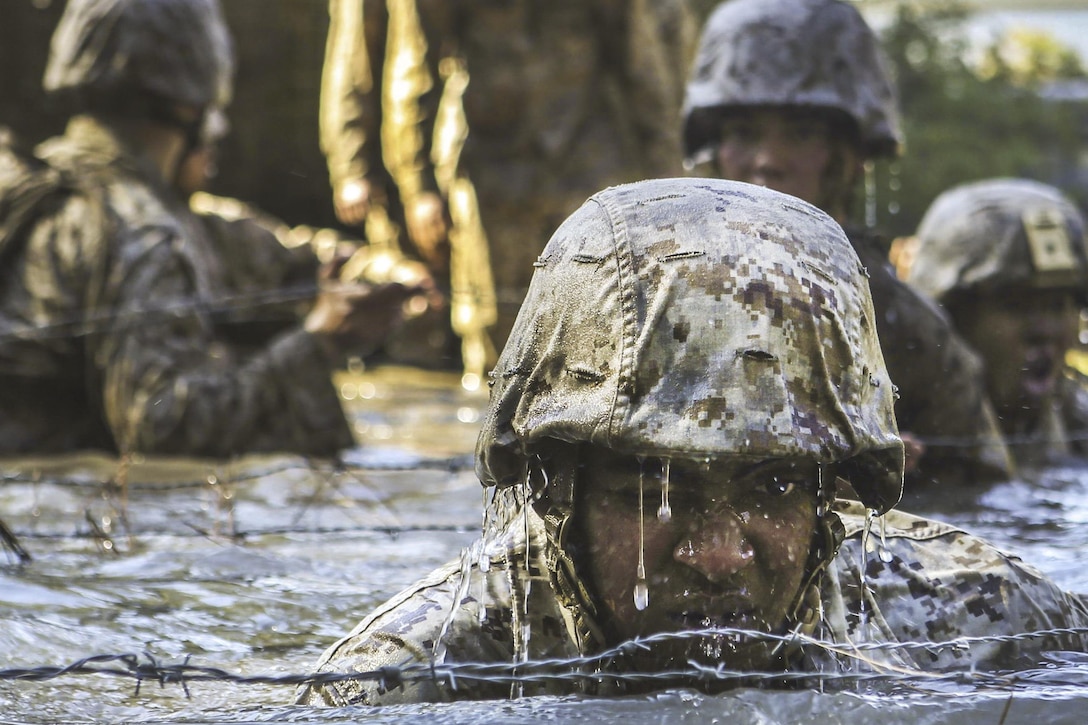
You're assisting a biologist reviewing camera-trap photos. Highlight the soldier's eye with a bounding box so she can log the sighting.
[760,476,796,496]
[752,473,817,498]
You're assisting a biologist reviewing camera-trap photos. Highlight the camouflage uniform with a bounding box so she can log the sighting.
[682,0,1011,487]
[908,178,1088,467]
[189,192,330,353]
[297,501,1088,705]
[321,0,696,347]
[298,179,1087,706]
[849,229,1012,484]
[0,0,353,457]
[0,117,353,456]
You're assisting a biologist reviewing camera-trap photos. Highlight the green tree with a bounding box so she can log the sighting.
[872,1,1086,238]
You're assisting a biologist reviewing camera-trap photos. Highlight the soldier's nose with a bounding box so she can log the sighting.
[674,511,754,583]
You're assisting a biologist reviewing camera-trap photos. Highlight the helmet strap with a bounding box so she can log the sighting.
[782,467,845,650]
[532,444,609,653]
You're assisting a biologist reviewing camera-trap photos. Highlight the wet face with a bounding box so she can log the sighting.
[713,107,861,222]
[950,287,1079,430]
[571,447,819,670]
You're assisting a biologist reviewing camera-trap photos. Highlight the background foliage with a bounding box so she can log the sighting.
[872,1,1088,238]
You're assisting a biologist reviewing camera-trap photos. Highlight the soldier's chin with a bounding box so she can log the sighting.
[645,617,782,673]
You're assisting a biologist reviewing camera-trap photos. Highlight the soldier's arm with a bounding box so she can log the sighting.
[321,0,388,225]
[297,559,511,705]
[96,239,353,456]
[829,504,1088,671]
[383,0,451,255]
[36,192,356,457]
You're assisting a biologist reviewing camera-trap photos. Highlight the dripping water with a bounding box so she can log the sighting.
[864,160,877,229]
[634,456,649,612]
[511,461,544,697]
[433,545,477,664]
[878,514,893,563]
[657,457,672,523]
[858,509,878,639]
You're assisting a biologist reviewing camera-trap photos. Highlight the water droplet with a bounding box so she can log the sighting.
[657,457,672,523]
[878,513,893,562]
[635,460,649,610]
[634,578,649,611]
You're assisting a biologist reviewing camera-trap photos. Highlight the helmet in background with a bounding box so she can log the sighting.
[909,178,1088,303]
[44,0,234,111]
[682,0,903,163]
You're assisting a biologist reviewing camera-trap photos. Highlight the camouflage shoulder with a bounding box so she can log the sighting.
[0,131,77,265]
[834,499,967,540]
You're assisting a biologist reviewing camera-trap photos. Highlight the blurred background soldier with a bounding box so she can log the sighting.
[0,0,417,457]
[907,179,1088,468]
[320,0,696,387]
[298,179,1088,707]
[682,0,1012,488]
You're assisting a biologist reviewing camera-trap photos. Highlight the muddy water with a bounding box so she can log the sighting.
[2,367,1088,724]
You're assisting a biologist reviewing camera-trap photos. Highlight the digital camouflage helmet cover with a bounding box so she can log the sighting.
[44,0,234,110]
[476,177,904,515]
[682,0,903,163]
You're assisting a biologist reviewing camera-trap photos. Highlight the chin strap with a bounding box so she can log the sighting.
[534,447,610,655]
[780,470,847,665]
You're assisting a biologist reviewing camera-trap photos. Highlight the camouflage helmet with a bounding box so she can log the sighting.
[682,0,903,163]
[44,0,234,110]
[908,178,1088,304]
[476,178,904,514]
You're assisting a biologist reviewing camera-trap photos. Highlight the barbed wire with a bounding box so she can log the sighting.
[0,285,320,345]
[5,626,1088,699]
[5,284,1088,452]
[0,452,480,558]
[10,522,474,541]
[0,453,475,491]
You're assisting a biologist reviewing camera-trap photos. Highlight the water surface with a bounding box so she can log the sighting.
[3,368,1088,724]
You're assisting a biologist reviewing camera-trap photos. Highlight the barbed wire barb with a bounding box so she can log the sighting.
[5,626,1088,698]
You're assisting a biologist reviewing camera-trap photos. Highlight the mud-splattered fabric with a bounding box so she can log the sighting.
[477,178,902,512]
[297,501,1088,705]
[909,178,1088,302]
[298,179,1085,707]
[0,116,353,456]
[682,0,902,161]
